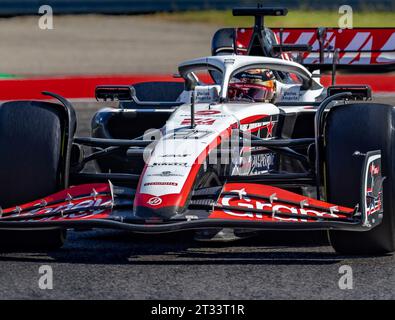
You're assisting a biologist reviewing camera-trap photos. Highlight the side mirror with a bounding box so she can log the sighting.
[327,85,372,100]
[95,85,135,101]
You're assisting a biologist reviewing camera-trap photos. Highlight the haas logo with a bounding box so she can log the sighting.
[181,118,215,126]
[147,197,162,206]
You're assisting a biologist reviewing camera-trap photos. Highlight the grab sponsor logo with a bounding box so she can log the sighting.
[220,189,339,221]
[147,196,163,206]
[23,198,112,220]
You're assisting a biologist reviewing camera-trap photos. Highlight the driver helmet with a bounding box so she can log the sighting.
[228,68,276,102]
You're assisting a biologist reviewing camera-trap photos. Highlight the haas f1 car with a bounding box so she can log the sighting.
[0,7,394,255]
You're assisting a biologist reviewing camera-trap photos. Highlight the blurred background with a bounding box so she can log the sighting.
[1,0,394,15]
[0,0,393,76]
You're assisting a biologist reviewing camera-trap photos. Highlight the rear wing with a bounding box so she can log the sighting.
[211,6,395,72]
[233,27,395,72]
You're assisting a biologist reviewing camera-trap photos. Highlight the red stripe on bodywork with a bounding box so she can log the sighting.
[134,125,237,211]
[239,114,269,125]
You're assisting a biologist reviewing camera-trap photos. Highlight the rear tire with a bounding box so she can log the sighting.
[0,101,68,249]
[325,103,395,255]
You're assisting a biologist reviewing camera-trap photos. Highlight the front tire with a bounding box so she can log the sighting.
[0,101,69,249]
[325,103,395,255]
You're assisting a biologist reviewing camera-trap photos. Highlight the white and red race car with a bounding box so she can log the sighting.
[0,7,393,255]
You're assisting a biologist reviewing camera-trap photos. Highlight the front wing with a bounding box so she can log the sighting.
[0,151,383,233]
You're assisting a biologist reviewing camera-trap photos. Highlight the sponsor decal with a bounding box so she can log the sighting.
[280,86,301,102]
[144,182,178,187]
[239,120,276,136]
[233,152,275,176]
[194,86,221,103]
[160,154,189,158]
[240,122,267,132]
[147,171,183,177]
[195,90,213,103]
[251,153,274,169]
[251,153,275,175]
[220,189,339,221]
[170,130,213,140]
[147,197,162,206]
[19,198,112,220]
[364,155,383,219]
[181,118,215,126]
[195,110,221,115]
[151,162,188,167]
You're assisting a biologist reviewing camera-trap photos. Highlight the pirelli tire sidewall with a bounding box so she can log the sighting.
[0,101,68,249]
[325,103,395,255]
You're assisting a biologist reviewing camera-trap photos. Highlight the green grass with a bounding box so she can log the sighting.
[151,10,395,27]
[0,73,17,79]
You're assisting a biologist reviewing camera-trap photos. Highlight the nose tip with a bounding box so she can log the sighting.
[134,205,180,220]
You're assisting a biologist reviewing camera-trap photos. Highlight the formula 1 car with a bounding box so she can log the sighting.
[0,7,394,255]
